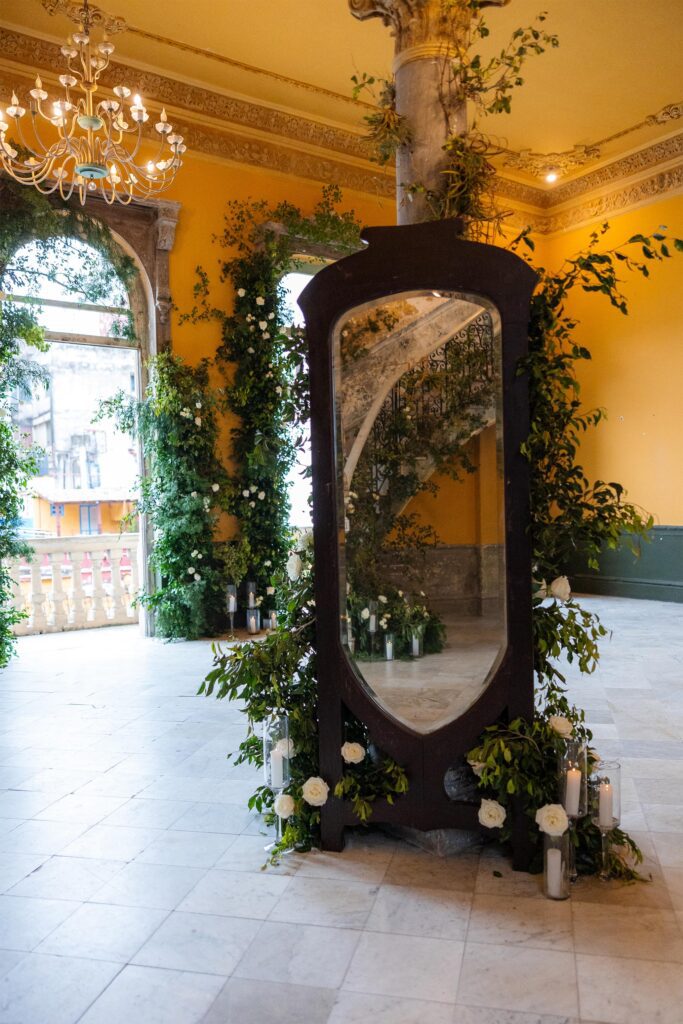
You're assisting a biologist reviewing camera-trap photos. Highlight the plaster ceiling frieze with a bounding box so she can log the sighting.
[0,28,372,163]
[547,132,683,206]
[504,145,602,180]
[348,0,510,53]
[540,161,683,236]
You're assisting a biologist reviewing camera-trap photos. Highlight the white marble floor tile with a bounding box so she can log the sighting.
[102,797,194,829]
[201,976,337,1024]
[329,990,455,1024]
[293,844,393,884]
[33,793,128,826]
[0,894,80,950]
[453,1009,577,1024]
[269,875,379,929]
[234,921,360,989]
[572,902,683,963]
[456,944,578,1018]
[365,883,471,940]
[0,952,121,1024]
[343,931,464,1003]
[136,830,237,869]
[576,952,683,1024]
[468,894,573,951]
[0,790,59,819]
[37,901,168,962]
[0,819,87,855]
[170,802,254,835]
[662,866,683,909]
[650,831,683,867]
[213,834,299,875]
[132,910,260,975]
[78,964,225,1024]
[60,824,164,861]
[8,854,124,902]
[178,868,290,920]
[0,852,48,893]
[643,803,683,833]
[384,848,479,891]
[90,860,207,910]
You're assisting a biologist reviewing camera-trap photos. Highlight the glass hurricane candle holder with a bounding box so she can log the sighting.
[543,832,570,900]
[263,714,292,852]
[266,610,277,631]
[384,632,395,661]
[367,600,378,659]
[246,580,256,609]
[226,584,237,640]
[246,607,261,635]
[559,739,588,882]
[410,626,424,658]
[590,760,621,880]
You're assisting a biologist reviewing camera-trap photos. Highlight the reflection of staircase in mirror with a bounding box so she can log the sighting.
[341,295,486,483]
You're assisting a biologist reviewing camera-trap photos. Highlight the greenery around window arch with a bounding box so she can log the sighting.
[0,179,138,666]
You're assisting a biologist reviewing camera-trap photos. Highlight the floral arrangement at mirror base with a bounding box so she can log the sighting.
[467,713,645,884]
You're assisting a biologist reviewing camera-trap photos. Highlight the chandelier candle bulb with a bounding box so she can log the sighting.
[564,767,582,817]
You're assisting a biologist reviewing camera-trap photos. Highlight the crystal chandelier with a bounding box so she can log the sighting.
[0,0,185,204]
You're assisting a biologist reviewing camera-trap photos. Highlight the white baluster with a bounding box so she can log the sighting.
[29,558,48,633]
[129,550,140,621]
[109,549,127,623]
[69,551,87,628]
[89,550,109,626]
[7,560,28,636]
[49,551,67,631]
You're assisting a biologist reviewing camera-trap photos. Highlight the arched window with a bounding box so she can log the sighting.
[2,237,140,540]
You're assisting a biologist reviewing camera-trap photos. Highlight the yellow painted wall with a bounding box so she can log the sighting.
[32,497,135,536]
[537,194,683,526]
[405,425,503,545]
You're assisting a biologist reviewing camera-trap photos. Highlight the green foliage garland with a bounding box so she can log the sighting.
[97,353,227,640]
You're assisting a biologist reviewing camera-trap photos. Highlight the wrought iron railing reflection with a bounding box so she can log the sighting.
[6,534,140,634]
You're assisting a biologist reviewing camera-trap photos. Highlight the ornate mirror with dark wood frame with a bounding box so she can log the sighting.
[299,219,538,866]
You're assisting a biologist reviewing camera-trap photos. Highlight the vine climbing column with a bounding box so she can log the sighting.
[349,0,510,224]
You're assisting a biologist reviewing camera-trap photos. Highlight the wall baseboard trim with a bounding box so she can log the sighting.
[569,527,683,604]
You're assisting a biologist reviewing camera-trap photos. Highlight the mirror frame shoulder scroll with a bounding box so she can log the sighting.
[299,219,539,865]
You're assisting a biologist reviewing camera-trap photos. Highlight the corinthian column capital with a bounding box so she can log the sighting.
[349,0,511,58]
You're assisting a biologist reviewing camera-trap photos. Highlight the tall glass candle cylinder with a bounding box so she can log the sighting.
[246,581,256,609]
[410,628,423,658]
[384,632,394,661]
[226,584,237,639]
[263,715,291,792]
[267,610,277,631]
[246,608,261,635]
[543,832,570,900]
[590,760,621,880]
[367,601,378,635]
[560,740,587,818]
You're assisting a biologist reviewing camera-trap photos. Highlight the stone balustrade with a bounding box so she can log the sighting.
[5,534,140,635]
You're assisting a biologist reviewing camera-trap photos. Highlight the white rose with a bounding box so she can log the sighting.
[258,321,267,330]
[275,386,283,395]
[467,759,486,778]
[266,586,275,596]
[258,491,265,500]
[341,741,365,764]
[274,738,295,758]
[242,489,250,498]
[195,401,202,409]
[191,491,197,498]
[249,501,256,508]
[535,803,569,836]
[194,573,201,582]
[194,416,202,426]
[273,793,295,819]
[478,798,506,829]
[398,590,403,597]
[247,346,255,353]
[255,296,265,306]
[237,287,246,297]
[264,560,272,567]
[360,607,370,620]
[197,553,203,559]
[187,566,195,574]
[212,483,220,492]
[287,553,302,581]
[268,312,275,320]
[250,485,257,493]
[548,715,573,739]
[549,575,571,603]
[378,595,387,604]
[302,776,329,807]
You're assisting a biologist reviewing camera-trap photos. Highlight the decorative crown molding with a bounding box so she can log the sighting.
[505,144,602,179]
[41,0,127,34]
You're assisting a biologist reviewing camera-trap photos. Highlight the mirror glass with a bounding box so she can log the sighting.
[334,290,506,734]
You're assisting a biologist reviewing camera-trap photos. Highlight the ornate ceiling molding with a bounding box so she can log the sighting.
[1,25,681,234]
[504,144,602,179]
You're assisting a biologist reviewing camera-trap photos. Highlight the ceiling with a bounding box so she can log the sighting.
[0,0,682,192]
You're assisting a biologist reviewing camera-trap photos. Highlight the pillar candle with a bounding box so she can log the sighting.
[270,749,284,789]
[228,594,236,613]
[248,592,255,609]
[564,767,582,817]
[598,781,613,828]
[247,611,258,634]
[385,638,394,660]
[412,634,420,657]
[269,611,277,630]
[368,614,376,633]
[546,847,563,898]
